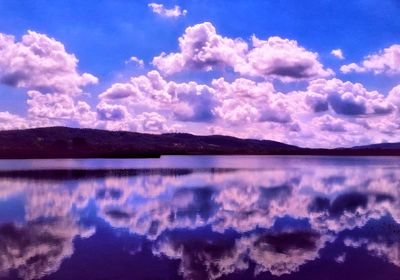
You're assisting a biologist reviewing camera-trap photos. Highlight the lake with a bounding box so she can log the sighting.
[0,156,399,280]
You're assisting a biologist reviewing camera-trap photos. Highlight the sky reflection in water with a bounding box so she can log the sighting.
[0,156,400,279]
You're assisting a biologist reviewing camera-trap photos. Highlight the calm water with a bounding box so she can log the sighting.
[0,156,400,280]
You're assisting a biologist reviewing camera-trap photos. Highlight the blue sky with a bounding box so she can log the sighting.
[0,0,399,147]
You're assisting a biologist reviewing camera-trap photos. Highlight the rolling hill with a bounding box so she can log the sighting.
[0,127,398,158]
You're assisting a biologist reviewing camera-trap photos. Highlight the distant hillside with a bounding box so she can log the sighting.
[0,127,398,158]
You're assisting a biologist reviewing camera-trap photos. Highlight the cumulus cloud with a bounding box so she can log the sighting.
[314,114,348,132]
[1,27,400,148]
[94,100,179,133]
[211,78,294,125]
[0,30,98,130]
[97,70,400,147]
[214,99,260,125]
[0,111,28,130]
[331,49,344,59]
[153,22,333,82]
[148,3,187,18]
[238,36,334,82]
[99,70,215,124]
[126,56,144,67]
[27,91,79,119]
[387,84,400,108]
[136,111,172,132]
[153,22,248,75]
[305,78,393,116]
[341,44,400,75]
[99,82,140,100]
[0,31,97,95]
[96,101,130,121]
[27,90,96,127]
[340,63,365,74]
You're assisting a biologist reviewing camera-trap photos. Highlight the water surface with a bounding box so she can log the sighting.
[0,156,399,279]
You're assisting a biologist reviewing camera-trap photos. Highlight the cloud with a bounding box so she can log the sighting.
[99,70,215,124]
[314,114,348,132]
[305,78,393,116]
[211,78,293,125]
[0,111,28,130]
[341,44,400,75]
[331,49,344,59]
[340,63,366,74]
[237,36,334,82]
[1,27,400,148]
[96,101,130,121]
[148,3,187,18]
[94,98,179,133]
[0,30,98,130]
[153,22,333,82]
[27,91,79,119]
[0,31,97,95]
[387,84,400,108]
[214,99,260,125]
[27,90,96,127]
[153,22,248,75]
[136,111,172,132]
[126,56,144,67]
[99,82,140,100]
[97,69,400,148]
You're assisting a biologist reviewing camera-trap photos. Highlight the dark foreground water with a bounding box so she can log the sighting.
[0,156,400,280]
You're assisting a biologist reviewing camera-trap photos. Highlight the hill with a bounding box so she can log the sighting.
[0,127,398,158]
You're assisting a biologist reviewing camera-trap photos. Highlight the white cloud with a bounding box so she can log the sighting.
[0,111,28,130]
[99,82,140,100]
[214,99,260,125]
[148,3,187,18]
[99,70,215,123]
[153,22,333,82]
[305,78,393,116]
[340,63,366,74]
[126,56,144,67]
[238,36,334,82]
[153,22,248,75]
[211,78,294,125]
[136,111,173,132]
[0,30,99,130]
[27,90,96,127]
[96,101,130,121]
[27,90,79,120]
[0,31,98,95]
[314,114,348,132]
[97,71,400,148]
[341,44,400,75]
[331,49,344,59]
[1,27,400,148]
[387,84,400,108]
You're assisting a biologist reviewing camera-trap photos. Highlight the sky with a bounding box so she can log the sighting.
[0,0,400,148]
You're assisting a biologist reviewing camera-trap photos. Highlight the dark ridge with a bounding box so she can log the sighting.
[0,168,239,180]
[0,126,399,158]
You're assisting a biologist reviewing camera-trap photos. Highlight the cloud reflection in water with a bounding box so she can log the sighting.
[0,158,400,279]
